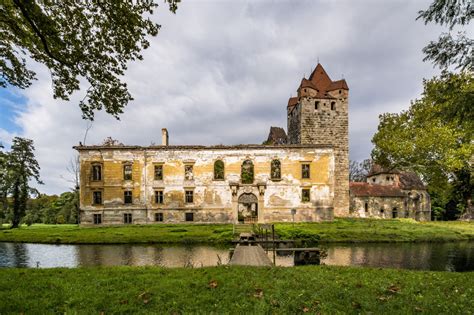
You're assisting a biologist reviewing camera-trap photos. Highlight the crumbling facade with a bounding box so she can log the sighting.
[350,167,431,221]
[76,142,335,225]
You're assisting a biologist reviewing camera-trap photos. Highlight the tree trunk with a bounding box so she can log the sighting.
[10,182,21,228]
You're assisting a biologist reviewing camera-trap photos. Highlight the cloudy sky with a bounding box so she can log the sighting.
[0,0,447,194]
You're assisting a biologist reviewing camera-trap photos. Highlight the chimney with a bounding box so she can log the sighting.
[161,128,169,146]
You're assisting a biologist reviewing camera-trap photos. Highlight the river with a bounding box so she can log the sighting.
[0,241,472,271]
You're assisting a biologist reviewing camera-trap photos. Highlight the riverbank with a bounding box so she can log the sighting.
[0,265,472,313]
[0,219,472,244]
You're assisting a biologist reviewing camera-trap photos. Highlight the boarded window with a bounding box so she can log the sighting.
[241,160,254,184]
[185,190,194,203]
[155,213,163,222]
[92,164,102,181]
[93,191,102,205]
[302,189,310,202]
[93,214,102,224]
[185,165,194,180]
[185,212,194,222]
[155,191,164,204]
[271,159,281,180]
[123,213,132,224]
[154,165,163,180]
[301,164,310,179]
[123,164,132,180]
[214,160,225,180]
[124,191,132,204]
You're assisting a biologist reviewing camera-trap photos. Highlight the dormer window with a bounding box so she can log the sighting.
[372,178,376,183]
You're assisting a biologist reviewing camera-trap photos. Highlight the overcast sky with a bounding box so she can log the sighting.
[0,0,446,194]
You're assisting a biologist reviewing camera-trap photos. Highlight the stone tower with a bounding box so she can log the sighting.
[287,63,349,216]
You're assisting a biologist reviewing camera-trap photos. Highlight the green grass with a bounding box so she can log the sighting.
[0,224,234,244]
[0,265,472,314]
[0,219,473,244]
[276,218,474,243]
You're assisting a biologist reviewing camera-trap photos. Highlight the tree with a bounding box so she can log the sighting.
[417,0,473,71]
[349,159,373,182]
[0,143,8,223]
[6,137,42,228]
[1,0,179,120]
[372,71,473,219]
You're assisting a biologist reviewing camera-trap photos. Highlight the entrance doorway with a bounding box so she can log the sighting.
[238,193,258,223]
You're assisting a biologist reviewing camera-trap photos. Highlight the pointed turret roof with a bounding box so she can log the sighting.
[298,63,349,94]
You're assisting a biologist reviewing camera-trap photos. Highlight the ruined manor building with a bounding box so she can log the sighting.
[76,63,428,225]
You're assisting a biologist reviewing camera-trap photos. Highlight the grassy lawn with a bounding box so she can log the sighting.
[0,219,473,244]
[276,218,474,243]
[0,265,472,314]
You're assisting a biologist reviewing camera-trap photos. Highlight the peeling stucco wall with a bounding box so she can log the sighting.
[78,145,335,225]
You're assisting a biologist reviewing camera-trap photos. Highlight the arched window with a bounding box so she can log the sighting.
[331,101,336,110]
[241,160,254,184]
[271,159,281,180]
[214,160,224,180]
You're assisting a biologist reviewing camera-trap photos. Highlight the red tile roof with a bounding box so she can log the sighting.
[350,182,405,197]
[297,63,349,99]
[287,97,298,108]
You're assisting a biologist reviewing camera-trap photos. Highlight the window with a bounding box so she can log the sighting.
[123,213,132,224]
[123,164,132,180]
[364,202,368,212]
[93,191,102,205]
[154,165,163,180]
[185,190,194,203]
[331,102,336,110]
[155,213,163,222]
[301,164,310,179]
[302,189,310,202]
[386,176,390,181]
[315,101,319,110]
[92,164,102,181]
[155,190,164,204]
[271,159,281,180]
[372,178,376,183]
[185,212,194,222]
[93,214,102,224]
[339,90,342,94]
[214,160,225,180]
[380,208,384,214]
[124,191,132,204]
[241,160,254,184]
[184,165,194,180]
[392,208,398,219]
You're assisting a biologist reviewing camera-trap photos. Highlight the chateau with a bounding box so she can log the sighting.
[75,63,430,225]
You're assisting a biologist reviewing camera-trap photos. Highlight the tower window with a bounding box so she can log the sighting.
[364,202,368,212]
[339,90,342,94]
[314,101,319,110]
[304,88,307,93]
[331,102,336,110]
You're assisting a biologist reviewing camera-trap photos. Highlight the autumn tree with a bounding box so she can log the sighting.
[6,137,42,228]
[372,71,473,219]
[418,0,473,70]
[1,0,179,119]
[349,159,373,182]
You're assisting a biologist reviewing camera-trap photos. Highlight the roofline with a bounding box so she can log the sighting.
[73,144,334,151]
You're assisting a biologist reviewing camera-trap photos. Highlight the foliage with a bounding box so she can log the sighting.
[213,160,224,180]
[0,0,179,119]
[371,71,473,219]
[0,265,473,313]
[4,137,42,228]
[349,159,373,182]
[417,0,473,70]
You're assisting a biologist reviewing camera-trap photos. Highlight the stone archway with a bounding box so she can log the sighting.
[238,193,258,223]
